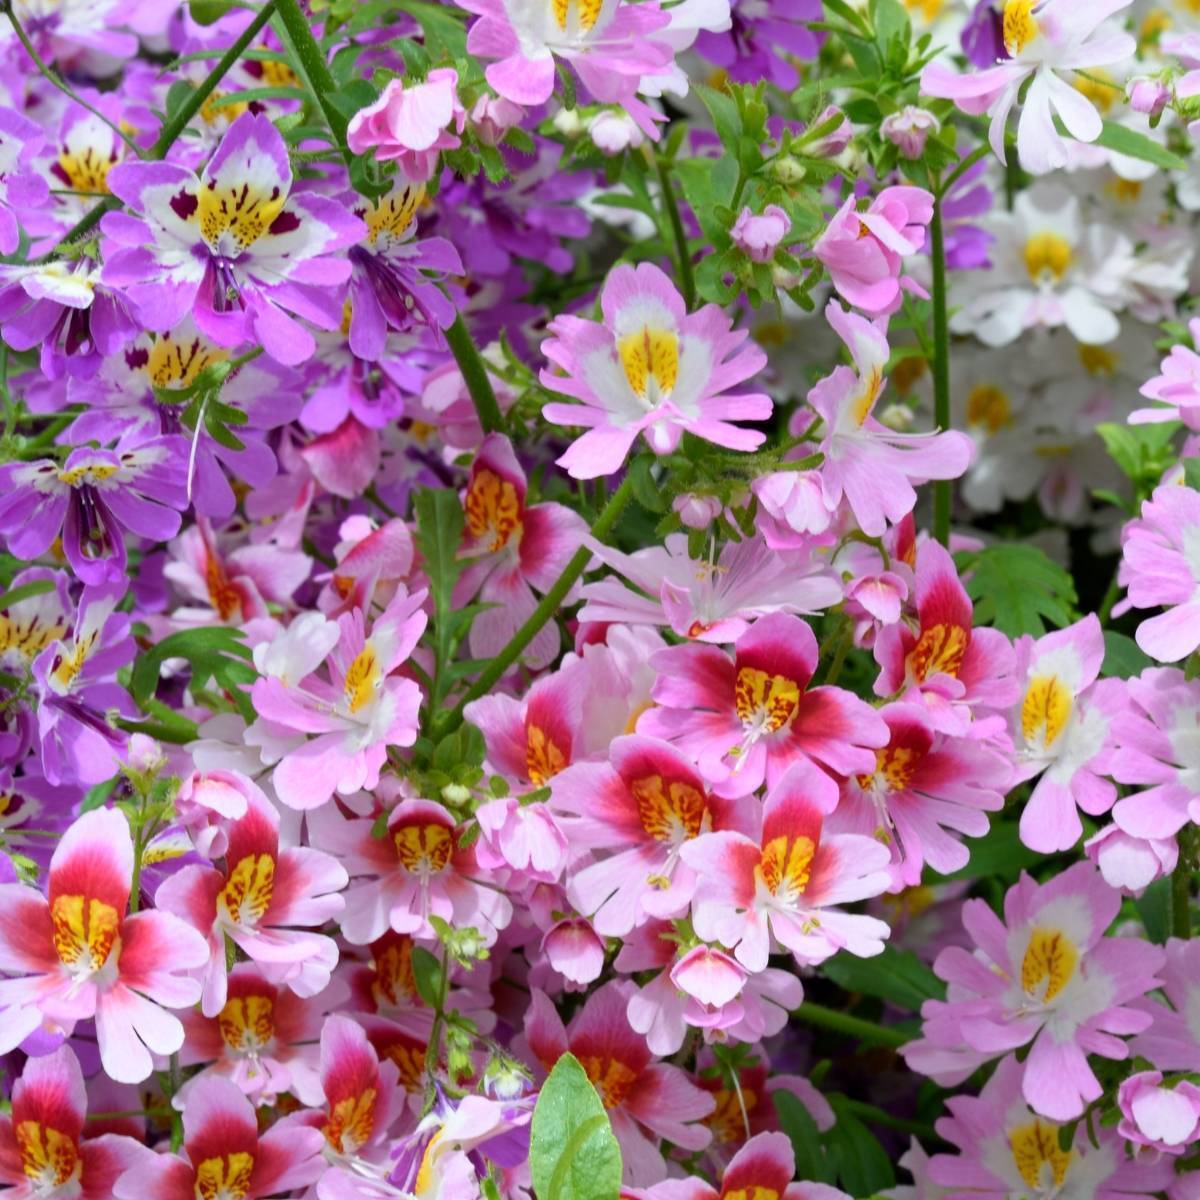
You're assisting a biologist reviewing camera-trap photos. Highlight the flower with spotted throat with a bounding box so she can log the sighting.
[0,1046,145,1200]
[455,433,589,671]
[680,757,893,972]
[524,981,715,1185]
[640,611,888,798]
[113,1074,325,1200]
[102,111,364,366]
[903,862,1165,1120]
[540,261,772,478]
[1007,614,1126,854]
[0,807,210,1084]
[246,586,427,811]
[921,0,1137,174]
[155,774,348,1016]
[549,734,751,936]
[308,795,513,947]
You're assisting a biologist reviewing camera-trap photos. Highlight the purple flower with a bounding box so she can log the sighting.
[0,108,48,255]
[694,0,822,91]
[101,112,365,366]
[0,429,189,584]
[346,181,463,360]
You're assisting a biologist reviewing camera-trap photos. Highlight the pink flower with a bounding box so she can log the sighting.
[928,1054,1174,1200]
[1111,667,1200,840]
[731,205,791,264]
[540,262,772,478]
[155,776,347,1016]
[0,1046,143,1200]
[1131,938,1200,1072]
[0,807,209,1083]
[346,69,465,181]
[455,433,589,670]
[880,106,939,158]
[542,918,606,985]
[1085,822,1179,893]
[639,612,888,797]
[630,1131,849,1200]
[524,981,715,1184]
[1116,485,1200,663]
[812,188,934,316]
[549,734,750,934]
[808,302,973,538]
[476,795,569,883]
[1132,317,1200,429]
[903,862,1164,1120]
[873,538,1019,733]
[1118,1072,1200,1155]
[1007,614,1125,853]
[309,797,513,946]
[831,702,1010,886]
[246,588,427,809]
[681,758,893,971]
[114,1075,325,1200]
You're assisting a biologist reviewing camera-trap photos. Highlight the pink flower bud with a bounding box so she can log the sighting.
[468,93,525,145]
[542,919,605,985]
[731,204,791,263]
[880,106,940,158]
[1117,1072,1200,1155]
[808,104,850,156]
[673,493,722,529]
[1126,75,1170,117]
[588,109,645,155]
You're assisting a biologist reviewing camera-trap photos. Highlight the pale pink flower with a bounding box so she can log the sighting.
[347,69,465,181]
[1118,1072,1200,1155]
[731,205,791,263]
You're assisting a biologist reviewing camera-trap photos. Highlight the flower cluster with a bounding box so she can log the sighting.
[0,0,1199,1199]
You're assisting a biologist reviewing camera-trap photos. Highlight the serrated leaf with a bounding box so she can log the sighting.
[413,487,465,628]
[530,1054,622,1200]
[957,543,1077,637]
[693,83,743,150]
[129,627,257,722]
[821,945,945,1011]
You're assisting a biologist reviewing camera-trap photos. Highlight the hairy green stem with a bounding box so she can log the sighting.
[794,1001,909,1049]
[39,0,282,259]
[1172,824,1195,939]
[656,159,696,310]
[929,196,952,547]
[444,314,505,435]
[272,0,352,166]
[434,474,635,735]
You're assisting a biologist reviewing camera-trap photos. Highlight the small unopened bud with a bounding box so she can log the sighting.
[468,93,525,145]
[880,106,940,158]
[771,155,806,184]
[552,107,584,138]
[1126,75,1170,118]
[806,104,850,157]
[879,403,916,431]
[441,783,472,806]
[673,493,722,529]
[588,109,645,155]
[731,204,791,263]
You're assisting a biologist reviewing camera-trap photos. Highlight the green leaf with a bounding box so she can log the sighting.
[693,83,743,150]
[411,945,444,1008]
[821,945,945,1011]
[1094,120,1187,171]
[774,1091,835,1185]
[937,819,1041,882]
[1134,876,1171,943]
[81,776,119,814]
[188,0,246,25]
[826,1098,895,1196]
[957,543,1077,637]
[413,486,466,634]
[129,627,257,723]
[530,1054,622,1200]
[0,578,56,610]
[1101,631,1151,679]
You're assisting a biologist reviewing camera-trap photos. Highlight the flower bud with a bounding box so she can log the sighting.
[673,493,722,529]
[468,93,525,145]
[880,106,940,158]
[588,109,645,155]
[1126,75,1170,118]
[731,204,791,263]
[1117,1072,1200,1155]
[807,104,850,156]
[771,155,806,184]
[552,107,584,137]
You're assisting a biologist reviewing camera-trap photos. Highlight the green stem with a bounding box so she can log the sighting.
[444,314,505,435]
[937,142,990,200]
[434,473,635,735]
[794,1001,909,1049]
[272,0,352,166]
[929,195,952,547]
[656,159,696,310]
[1172,824,1195,940]
[840,1098,937,1141]
[39,0,282,259]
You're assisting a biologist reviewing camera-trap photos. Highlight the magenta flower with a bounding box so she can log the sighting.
[454,433,588,670]
[549,733,749,935]
[155,775,347,1016]
[928,1055,1174,1200]
[540,262,772,478]
[1116,484,1200,663]
[0,430,188,585]
[103,112,365,365]
[246,588,427,810]
[903,862,1164,1120]
[524,981,715,1184]
[694,0,822,90]
[639,611,888,796]
[0,108,49,255]
[0,807,210,1083]
[0,1046,144,1200]
[113,1075,325,1200]
[813,188,934,317]
[832,701,1010,886]
[808,302,973,538]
